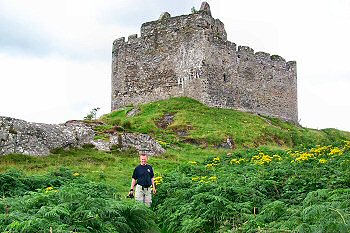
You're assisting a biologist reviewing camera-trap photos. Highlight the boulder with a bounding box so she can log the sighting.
[0,116,165,156]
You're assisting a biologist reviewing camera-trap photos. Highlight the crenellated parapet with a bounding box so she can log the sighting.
[111,2,298,123]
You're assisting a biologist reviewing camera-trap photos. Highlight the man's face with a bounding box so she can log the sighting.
[140,155,148,165]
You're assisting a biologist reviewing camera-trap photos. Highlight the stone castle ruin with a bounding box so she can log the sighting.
[111,2,297,123]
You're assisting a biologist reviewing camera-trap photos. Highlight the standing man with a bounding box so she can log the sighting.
[128,153,156,207]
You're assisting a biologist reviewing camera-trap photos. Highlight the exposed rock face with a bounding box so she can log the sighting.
[111,2,298,123]
[92,133,165,156]
[0,116,165,156]
[0,117,93,156]
[126,107,141,117]
[218,137,235,149]
[156,113,175,129]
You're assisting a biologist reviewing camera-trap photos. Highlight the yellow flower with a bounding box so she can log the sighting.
[329,147,343,156]
[154,176,163,185]
[287,150,293,155]
[189,161,198,165]
[261,155,273,163]
[73,172,80,176]
[205,163,214,168]
[310,145,332,156]
[319,158,327,164]
[209,176,217,182]
[45,186,54,192]
[251,152,273,165]
[230,158,246,164]
[213,157,221,163]
[230,158,240,164]
[156,140,168,147]
[294,152,314,163]
[191,177,199,182]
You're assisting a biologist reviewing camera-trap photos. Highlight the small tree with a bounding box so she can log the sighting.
[191,6,197,13]
[84,107,100,121]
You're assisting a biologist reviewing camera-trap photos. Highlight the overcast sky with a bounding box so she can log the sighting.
[1,0,349,132]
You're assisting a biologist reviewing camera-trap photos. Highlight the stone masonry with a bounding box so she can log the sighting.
[112,2,298,123]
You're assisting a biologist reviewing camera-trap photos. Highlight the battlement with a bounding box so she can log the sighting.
[111,2,298,123]
[113,7,227,49]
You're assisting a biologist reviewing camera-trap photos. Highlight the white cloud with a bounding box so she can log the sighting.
[0,53,110,123]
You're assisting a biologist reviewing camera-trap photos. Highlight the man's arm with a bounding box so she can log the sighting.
[151,177,156,194]
[130,178,136,191]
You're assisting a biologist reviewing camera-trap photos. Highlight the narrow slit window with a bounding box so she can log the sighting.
[223,74,227,82]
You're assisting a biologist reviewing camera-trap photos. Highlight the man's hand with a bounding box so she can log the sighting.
[127,189,134,198]
[153,188,156,195]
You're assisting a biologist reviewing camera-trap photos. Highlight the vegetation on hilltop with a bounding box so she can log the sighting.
[1,97,350,232]
[100,97,350,148]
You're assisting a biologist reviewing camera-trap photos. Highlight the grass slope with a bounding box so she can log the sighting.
[101,97,350,148]
[1,97,350,232]
[1,97,349,193]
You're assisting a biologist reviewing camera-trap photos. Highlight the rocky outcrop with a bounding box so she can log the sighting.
[0,116,165,156]
[93,133,165,155]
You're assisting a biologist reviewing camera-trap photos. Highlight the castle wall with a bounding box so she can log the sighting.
[112,12,218,110]
[111,3,298,123]
[203,40,298,122]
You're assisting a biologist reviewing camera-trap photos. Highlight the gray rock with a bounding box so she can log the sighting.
[156,113,174,129]
[220,137,235,149]
[0,116,165,156]
[126,107,141,117]
[92,133,165,156]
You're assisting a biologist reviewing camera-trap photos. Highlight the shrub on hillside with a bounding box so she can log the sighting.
[0,168,159,233]
[153,142,350,232]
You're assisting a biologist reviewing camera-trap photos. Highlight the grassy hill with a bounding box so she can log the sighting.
[100,97,350,149]
[1,97,350,232]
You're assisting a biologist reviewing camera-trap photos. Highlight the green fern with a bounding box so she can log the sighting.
[0,168,159,232]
